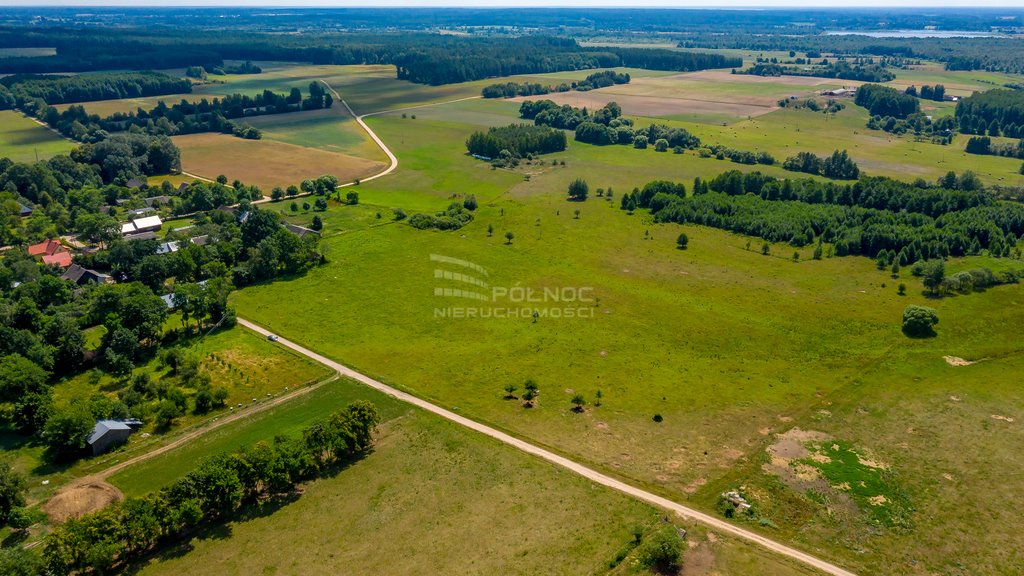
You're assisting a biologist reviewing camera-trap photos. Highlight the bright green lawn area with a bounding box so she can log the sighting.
[0,110,75,163]
[231,101,1024,575]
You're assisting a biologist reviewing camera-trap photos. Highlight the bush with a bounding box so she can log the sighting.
[637,525,683,572]
[676,233,688,249]
[902,305,938,337]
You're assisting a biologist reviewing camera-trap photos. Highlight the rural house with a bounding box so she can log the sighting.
[88,420,140,455]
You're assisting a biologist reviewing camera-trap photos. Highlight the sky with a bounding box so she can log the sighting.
[8,1,1024,7]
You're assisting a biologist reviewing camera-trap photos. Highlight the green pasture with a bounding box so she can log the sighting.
[0,110,74,163]
[229,99,1024,574]
[119,389,821,576]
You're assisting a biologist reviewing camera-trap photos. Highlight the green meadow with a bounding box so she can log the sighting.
[227,88,1024,574]
[112,380,822,576]
[0,110,75,163]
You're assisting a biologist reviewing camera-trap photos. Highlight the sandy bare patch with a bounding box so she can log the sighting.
[944,355,975,367]
[777,415,793,423]
[809,452,832,464]
[758,427,771,436]
[942,473,955,481]
[867,495,888,506]
[511,89,777,120]
[43,479,123,523]
[991,415,1015,423]
[674,69,852,87]
[833,481,851,491]
[949,395,961,402]
[595,421,609,430]
[680,541,716,576]
[723,448,744,460]
[683,477,707,494]
[855,451,889,470]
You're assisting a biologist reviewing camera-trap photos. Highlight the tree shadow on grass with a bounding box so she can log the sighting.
[121,449,372,574]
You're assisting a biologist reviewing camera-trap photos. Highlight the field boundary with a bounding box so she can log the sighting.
[237,317,857,576]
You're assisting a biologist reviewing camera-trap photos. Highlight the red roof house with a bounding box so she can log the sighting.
[41,251,73,268]
[28,239,63,256]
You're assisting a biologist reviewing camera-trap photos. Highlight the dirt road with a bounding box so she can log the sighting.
[238,318,856,576]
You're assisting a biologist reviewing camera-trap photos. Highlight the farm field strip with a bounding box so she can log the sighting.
[236,318,858,576]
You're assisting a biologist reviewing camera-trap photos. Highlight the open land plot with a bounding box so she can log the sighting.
[241,107,387,163]
[230,101,1024,574]
[0,110,75,162]
[666,106,1024,185]
[888,62,1023,96]
[173,132,386,189]
[5,325,331,508]
[111,380,821,576]
[512,71,848,124]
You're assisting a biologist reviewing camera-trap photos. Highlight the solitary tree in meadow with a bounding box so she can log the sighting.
[574,209,581,219]
[311,215,323,231]
[595,390,603,407]
[504,383,518,399]
[568,178,589,201]
[487,224,493,237]
[505,231,515,245]
[761,242,771,255]
[676,233,688,250]
[571,393,586,412]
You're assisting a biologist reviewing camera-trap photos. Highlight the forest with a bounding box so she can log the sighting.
[619,169,1020,263]
[465,124,567,158]
[0,72,192,108]
[955,89,1024,138]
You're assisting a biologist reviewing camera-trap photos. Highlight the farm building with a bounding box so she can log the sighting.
[88,420,141,455]
[155,241,180,255]
[124,231,158,242]
[820,87,856,97]
[121,215,163,235]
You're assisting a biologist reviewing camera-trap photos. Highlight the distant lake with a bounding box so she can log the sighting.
[825,30,1006,38]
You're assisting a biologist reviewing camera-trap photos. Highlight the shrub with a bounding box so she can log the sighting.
[902,305,938,337]
[637,525,683,572]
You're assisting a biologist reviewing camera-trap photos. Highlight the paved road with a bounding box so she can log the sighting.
[239,318,856,576]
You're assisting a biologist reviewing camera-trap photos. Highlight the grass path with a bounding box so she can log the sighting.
[237,317,855,576]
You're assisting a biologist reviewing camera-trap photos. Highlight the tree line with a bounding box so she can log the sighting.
[782,150,860,180]
[742,58,896,82]
[481,70,630,99]
[23,83,331,144]
[37,401,381,576]
[0,72,191,108]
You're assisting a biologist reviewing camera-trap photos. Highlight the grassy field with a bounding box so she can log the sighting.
[110,379,822,576]
[226,92,1024,575]
[173,132,385,189]
[0,110,75,162]
[3,325,331,506]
